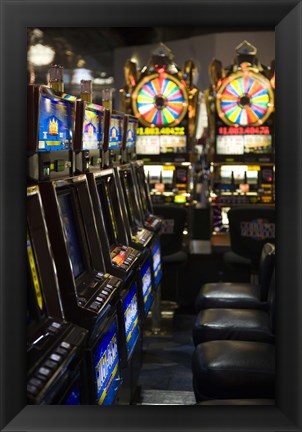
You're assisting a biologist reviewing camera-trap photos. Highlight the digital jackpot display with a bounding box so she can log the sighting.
[136,126,187,156]
[122,284,140,359]
[38,94,76,152]
[109,113,123,150]
[82,104,103,150]
[140,259,153,316]
[151,241,162,288]
[93,318,121,405]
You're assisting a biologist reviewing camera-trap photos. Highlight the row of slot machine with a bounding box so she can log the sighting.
[26,65,163,405]
[119,41,275,229]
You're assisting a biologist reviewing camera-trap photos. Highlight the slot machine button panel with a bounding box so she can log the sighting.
[96,296,105,304]
[48,321,62,334]
[28,377,44,388]
[55,347,69,356]
[60,341,72,351]
[27,384,40,395]
[44,360,59,370]
[50,353,62,363]
[37,367,51,378]
[88,301,102,312]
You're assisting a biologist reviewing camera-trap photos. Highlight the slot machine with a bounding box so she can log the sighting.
[115,156,163,293]
[74,80,106,173]
[86,167,152,402]
[130,159,162,232]
[143,161,193,205]
[102,110,124,168]
[38,176,125,404]
[27,65,76,182]
[121,44,199,204]
[205,41,275,233]
[121,114,162,232]
[27,186,88,404]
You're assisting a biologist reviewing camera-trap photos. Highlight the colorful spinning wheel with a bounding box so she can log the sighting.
[132,73,188,127]
[216,71,274,127]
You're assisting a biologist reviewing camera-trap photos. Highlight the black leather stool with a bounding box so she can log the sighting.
[192,340,275,402]
[195,243,275,312]
[192,270,275,345]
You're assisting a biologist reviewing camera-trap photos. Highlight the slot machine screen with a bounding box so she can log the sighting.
[126,118,137,149]
[151,240,162,288]
[244,134,272,154]
[64,383,81,405]
[140,259,153,316]
[122,283,140,359]
[38,94,75,152]
[216,135,244,155]
[246,169,259,185]
[119,170,141,228]
[162,170,174,185]
[136,135,160,155]
[109,114,123,150]
[96,177,119,248]
[57,192,86,279]
[135,168,149,216]
[82,105,103,150]
[93,317,121,405]
[160,135,187,154]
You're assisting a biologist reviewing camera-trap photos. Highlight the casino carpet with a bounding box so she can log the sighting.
[136,303,196,405]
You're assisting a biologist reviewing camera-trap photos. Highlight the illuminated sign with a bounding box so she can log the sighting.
[141,259,153,316]
[109,114,123,149]
[126,118,137,149]
[38,94,75,151]
[240,219,275,240]
[151,241,162,288]
[218,126,271,135]
[123,284,140,359]
[82,106,103,150]
[137,126,185,136]
[94,319,120,405]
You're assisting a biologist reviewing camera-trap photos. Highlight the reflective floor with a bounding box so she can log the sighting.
[137,301,196,405]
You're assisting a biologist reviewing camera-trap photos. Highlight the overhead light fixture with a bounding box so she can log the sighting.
[93,76,114,86]
[28,44,55,66]
[71,68,93,84]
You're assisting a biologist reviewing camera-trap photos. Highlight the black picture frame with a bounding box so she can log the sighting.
[1,0,301,431]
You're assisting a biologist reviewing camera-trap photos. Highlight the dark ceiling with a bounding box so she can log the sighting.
[28,26,271,76]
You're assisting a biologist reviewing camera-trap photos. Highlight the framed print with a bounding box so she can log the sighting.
[0,0,301,431]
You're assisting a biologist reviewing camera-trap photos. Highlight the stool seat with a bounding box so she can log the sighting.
[195,243,275,312]
[193,308,274,345]
[195,282,268,311]
[192,340,275,402]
